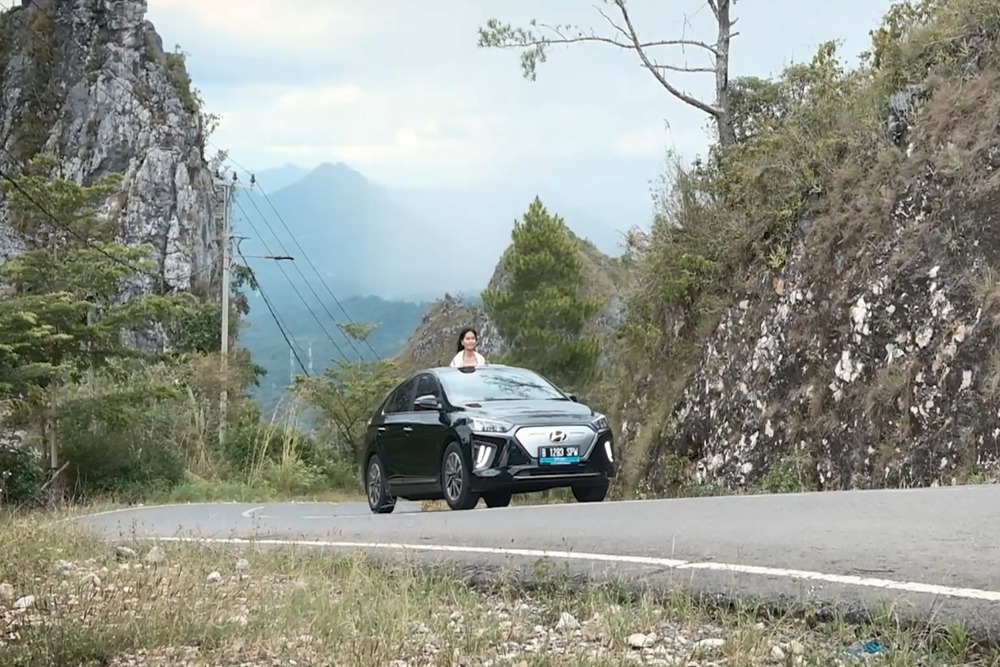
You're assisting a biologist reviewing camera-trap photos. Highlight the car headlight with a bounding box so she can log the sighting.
[469,417,513,434]
[590,414,609,431]
[473,442,495,470]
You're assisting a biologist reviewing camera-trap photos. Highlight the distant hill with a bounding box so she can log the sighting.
[253,164,310,193]
[232,162,457,299]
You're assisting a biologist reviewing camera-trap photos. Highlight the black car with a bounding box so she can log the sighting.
[362,364,616,513]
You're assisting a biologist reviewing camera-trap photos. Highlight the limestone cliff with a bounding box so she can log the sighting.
[0,0,220,301]
[626,61,1000,495]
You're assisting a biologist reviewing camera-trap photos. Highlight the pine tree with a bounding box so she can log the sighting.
[482,197,601,389]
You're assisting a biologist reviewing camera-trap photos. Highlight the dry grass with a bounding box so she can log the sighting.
[1,511,997,666]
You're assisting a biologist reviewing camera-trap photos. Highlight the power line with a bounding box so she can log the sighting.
[236,246,309,377]
[231,195,351,364]
[213,150,381,361]
[233,181,363,360]
[250,175,381,361]
[0,164,156,279]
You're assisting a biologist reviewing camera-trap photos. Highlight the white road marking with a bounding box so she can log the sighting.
[241,506,265,518]
[150,535,1000,603]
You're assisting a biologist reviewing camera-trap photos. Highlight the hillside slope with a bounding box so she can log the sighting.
[618,0,1000,496]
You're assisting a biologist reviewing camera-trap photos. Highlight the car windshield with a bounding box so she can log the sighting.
[439,367,567,403]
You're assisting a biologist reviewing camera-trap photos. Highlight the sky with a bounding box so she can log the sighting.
[143,0,898,268]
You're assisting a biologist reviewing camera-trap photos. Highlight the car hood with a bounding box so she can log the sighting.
[455,399,599,426]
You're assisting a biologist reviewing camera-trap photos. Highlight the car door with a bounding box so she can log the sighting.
[409,373,448,482]
[379,376,418,481]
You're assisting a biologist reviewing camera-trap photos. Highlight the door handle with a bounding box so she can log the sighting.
[402,426,413,432]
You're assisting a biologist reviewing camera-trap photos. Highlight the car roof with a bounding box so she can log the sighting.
[416,364,519,377]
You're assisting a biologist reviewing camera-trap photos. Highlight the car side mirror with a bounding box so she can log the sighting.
[568,394,578,402]
[414,394,440,411]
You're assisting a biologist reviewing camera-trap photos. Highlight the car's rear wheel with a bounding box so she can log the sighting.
[571,481,608,503]
[366,454,396,514]
[483,491,512,508]
[442,443,479,510]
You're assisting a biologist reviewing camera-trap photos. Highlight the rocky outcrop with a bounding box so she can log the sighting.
[0,0,221,302]
[631,71,1000,494]
[396,294,505,371]
[396,234,628,372]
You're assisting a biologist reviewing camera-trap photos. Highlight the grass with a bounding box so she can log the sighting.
[1,510,998,666]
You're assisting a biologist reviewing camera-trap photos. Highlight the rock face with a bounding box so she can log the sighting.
[0,0,221,302]
[632,73,1000,494]
[396,294,505,371]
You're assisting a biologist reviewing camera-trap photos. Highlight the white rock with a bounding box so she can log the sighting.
[115,546,137,560]
[12,595,34,610]
[0,582,13,602]
[771,644,786,660]
[206,571,222,584]
[555,611,580,631]
[693,637,725,651]
[235,557,249,571]
[627,632,655,648]
[144,546,165,564]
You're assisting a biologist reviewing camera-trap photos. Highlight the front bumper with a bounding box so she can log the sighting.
[467,426,616,494]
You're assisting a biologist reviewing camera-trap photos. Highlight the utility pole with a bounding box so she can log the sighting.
[308,340,314,375]
[218,173,235,445]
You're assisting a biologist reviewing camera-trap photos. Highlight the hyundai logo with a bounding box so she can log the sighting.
[548,430,567,443]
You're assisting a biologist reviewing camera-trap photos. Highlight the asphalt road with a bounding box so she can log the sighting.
[72,484,1000,643]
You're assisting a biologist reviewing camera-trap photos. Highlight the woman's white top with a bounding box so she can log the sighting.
[450,350,487,367]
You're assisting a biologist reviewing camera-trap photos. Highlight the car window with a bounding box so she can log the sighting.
[384,377,418,414]
[438,367,566,403]
[413,373,439,402]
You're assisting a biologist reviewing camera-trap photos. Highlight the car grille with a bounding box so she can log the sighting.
[513,425,597,458]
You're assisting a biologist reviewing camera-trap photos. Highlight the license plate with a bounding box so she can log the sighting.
[538,445,581,464]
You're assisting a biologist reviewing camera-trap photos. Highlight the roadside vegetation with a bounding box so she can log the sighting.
[1,510,994,666]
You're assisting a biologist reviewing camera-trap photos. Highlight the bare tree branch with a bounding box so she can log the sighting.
[611,0,720,117]
[478,0,739,146]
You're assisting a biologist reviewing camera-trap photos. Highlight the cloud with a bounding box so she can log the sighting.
[206,82,512,185]
[615,124,671,156]
[147,0,375,54]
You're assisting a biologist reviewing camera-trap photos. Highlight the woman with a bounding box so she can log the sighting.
[449,327,488,367]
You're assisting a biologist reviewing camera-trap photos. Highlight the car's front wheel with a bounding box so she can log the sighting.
[442,442,479,510]
[571,481,608,503]
[366,454,396,514]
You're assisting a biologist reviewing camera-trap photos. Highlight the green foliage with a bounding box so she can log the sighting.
[482,197,602,390]
[864,0,1000,88]
[163,45,201,115]
[0,156,200,397]
[292,323,402,469]
[0,436,44,506]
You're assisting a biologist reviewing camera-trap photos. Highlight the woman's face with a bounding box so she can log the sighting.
[462,331,477,350]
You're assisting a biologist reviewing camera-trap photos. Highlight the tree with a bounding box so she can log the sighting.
[478,0,739,147]
[292,322,400,467]
[482,197,601,390]
[0,155,208,483]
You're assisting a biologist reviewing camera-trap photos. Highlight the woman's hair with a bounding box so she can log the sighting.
[456,327,478,352]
